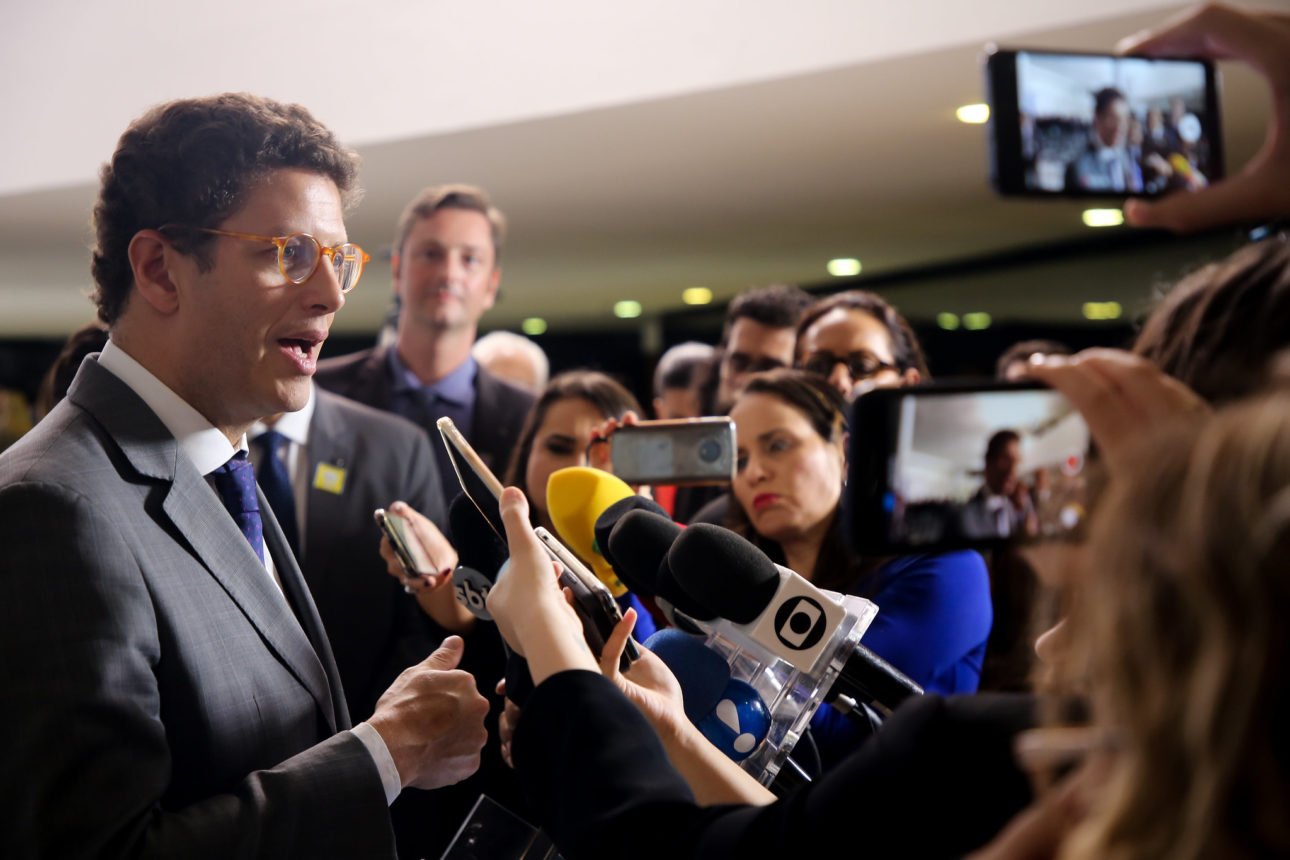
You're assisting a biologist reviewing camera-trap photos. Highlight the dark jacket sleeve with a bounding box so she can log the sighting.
[513,671,1035,860]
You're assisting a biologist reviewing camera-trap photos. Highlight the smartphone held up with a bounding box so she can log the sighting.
[846,382,1092,555]
[985,47,1222,199]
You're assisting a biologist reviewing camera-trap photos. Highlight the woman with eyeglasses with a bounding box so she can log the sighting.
[724,368,991,769]
[794,291,928,400]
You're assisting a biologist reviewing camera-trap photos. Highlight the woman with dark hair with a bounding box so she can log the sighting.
[504,369,658,639]
[795,290,928,399]
[725,368,991,767]
[505,370,642,531]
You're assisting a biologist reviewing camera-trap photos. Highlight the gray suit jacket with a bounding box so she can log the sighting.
[299,389,446,723]
[0,358,394,858]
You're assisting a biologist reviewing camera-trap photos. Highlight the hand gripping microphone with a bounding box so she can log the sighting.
[645,629,811,796]
[668,524,922,714]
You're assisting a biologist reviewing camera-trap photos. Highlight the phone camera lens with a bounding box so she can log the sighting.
[697,439,722,463]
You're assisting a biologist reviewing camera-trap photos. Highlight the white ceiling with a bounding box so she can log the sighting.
[0,0,1275,338]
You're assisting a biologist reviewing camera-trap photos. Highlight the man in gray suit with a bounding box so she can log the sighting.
[0,93,489,857]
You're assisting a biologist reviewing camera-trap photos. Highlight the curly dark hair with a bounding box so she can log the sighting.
[720,284,813,346]
[794,290,930,378]
[91,92,360,325]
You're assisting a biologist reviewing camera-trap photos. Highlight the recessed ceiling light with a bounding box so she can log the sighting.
[827,258,862,277]
[682,287,713,305]
[1082,209,1125,228]
[936,312,960,331]
[955,103,990,124]
[1082,301,1123,321]
[614,300,643,319]
[521,317,547,336]
[963,312,992,330]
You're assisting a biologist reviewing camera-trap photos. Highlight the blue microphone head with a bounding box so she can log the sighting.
[644,628,729,724]
[695,680,771,762]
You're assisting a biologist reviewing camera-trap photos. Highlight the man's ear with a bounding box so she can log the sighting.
[127,230,182,316]
[483,266,502,312]
[390,252,403,294]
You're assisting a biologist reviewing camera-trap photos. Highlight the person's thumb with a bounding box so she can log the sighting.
[424,635,465,670]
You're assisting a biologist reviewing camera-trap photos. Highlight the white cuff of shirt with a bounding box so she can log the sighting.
[351,722,402,805]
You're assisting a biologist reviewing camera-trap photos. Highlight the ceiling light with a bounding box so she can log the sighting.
[521,317,547,336]
[963,312,992,330]
[682,287,713,305]
[955,103,990,124]
[614,300,643,319]
[936,312,960,331]
[1082,208,1125,228]
[827,258,862,277]
[1082,301,1123,321]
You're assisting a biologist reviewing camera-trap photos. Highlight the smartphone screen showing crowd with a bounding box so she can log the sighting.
[987,48,1222,198]
[847,383,1091,554]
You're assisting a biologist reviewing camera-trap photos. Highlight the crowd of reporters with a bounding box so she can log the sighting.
[4,3,1290,858]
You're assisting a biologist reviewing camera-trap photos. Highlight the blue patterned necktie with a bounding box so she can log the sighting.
[210,451,265,564]
[253,430,300,558]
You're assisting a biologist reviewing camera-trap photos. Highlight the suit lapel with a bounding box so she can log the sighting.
[163,470,337,730]
[69,360,337,730]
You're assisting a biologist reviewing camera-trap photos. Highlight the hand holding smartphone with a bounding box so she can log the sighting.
[847,382,1092,554]
[374,507,440,581]
[608,418,736,486]
[985,47,1222,199]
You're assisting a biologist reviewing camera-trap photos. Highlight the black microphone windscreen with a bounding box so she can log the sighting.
[605,509,681,597]
[448,492,508,580]
[654,559,717,622]
[594,495,670,575]
[667,524,781,624]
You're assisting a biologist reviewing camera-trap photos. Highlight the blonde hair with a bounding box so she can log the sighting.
[1058,395,1290,859]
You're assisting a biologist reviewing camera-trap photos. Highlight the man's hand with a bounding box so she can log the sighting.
[366,636,490,790]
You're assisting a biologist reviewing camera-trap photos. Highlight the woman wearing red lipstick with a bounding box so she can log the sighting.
[726,369,992,769]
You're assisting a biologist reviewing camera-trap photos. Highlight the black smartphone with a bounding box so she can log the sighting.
[610,418,735,486]
[846,382,1092,554]
[985,47,1222,198]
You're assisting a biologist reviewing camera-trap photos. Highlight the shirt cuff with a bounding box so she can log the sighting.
[351,722,402,805]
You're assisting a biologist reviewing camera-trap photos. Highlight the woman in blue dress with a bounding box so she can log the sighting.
[725,368,992,769]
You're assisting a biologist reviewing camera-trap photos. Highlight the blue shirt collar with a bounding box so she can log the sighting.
[387,349,478,406]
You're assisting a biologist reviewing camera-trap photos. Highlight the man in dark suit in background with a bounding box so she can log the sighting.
[248,383,451,723]
[314,183,537,856]
[0,93,489,857]
[316,184,535,500]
